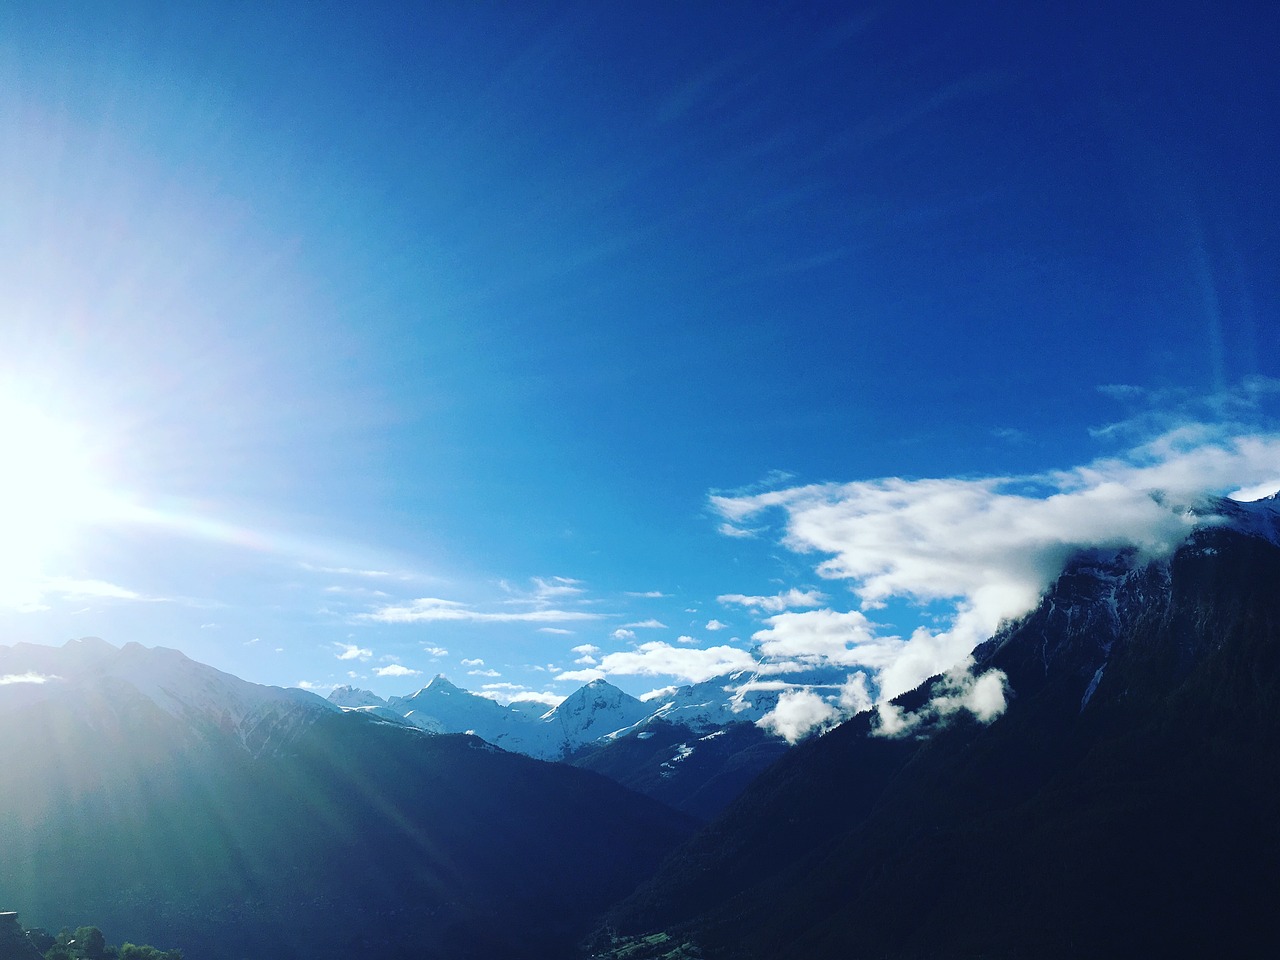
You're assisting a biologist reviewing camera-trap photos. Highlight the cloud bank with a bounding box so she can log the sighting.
[570,418,1280,741]
[713,425,1280,707]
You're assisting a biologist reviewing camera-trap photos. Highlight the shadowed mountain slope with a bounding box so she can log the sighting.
[604,514,1280,959]
[0,642,696,960]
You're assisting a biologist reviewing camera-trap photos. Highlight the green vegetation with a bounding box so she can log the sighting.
[589,931,702,960]
[24,925,180,960]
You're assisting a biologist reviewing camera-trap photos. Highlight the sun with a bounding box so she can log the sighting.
[0,394,110,590]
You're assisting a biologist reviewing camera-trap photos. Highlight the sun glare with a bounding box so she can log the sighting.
[0,394,110,592]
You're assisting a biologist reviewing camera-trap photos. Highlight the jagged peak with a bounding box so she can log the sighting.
[422,674,463,693]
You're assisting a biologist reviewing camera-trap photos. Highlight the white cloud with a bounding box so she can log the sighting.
[750,609,899,671]
[295,680,335,692]
[713,424,1280,701]
[299,563,405,579]
[0,672,59,685]
[461,657,485,667]
[572,642,600,666]
[557,641,757,684]
[718,588,827,613]
[334,642,372,661]
[538,627,574,635]
[675,635,698,644]
[422,645,449,657]
[477,683,565,708]
[640,685,679,702]
[622,618,668,629]
[375,664,422,678]
[705,619,728,631]
[361,597,605,624]
[626,590,668,598]
[611,628,637,641]
[873,660,1008,738]
[529,576,585,600]
[468,668,501,677]
[2,576,162,612]
[757,689,841,743]
[556,667,606,683]
[839,672,873,714]
[717,522,760,538]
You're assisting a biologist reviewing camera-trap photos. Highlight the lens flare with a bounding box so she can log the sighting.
[0,393,112,600]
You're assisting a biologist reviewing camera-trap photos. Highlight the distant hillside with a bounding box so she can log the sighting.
[0,640,695,960]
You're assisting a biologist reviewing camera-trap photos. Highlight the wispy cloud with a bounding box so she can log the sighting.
[2,576,168,613]
[622,618,667,629]
[625,590,668,598]
[360,597,606,624]
[299,562,418,581]
[718,589,827,613]
[334,642,372,661]
[717,522,760,538]
[499,576,589,606]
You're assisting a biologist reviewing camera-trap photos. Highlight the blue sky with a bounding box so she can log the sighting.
[1,1,1277,707]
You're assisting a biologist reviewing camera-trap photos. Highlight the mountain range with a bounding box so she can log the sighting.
[4,492,1279,959]
[326,665,815,759]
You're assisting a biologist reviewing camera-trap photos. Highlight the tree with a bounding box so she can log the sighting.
[72,928,106,960]
[25,929,55,954]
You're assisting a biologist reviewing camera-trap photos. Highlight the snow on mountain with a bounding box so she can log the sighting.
[508,698,555,720]
[0,637,336,755]
[541,679,652,751]
[328,685,388,709]
[1209,490,1280,545]
[388,675,551,753]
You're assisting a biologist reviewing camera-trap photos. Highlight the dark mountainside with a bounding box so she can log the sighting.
[0,913,42,960]
[0,668,696,960]
[604,510,1280,959]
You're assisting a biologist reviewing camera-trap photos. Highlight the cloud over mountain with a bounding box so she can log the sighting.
[712,425,1280,701]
